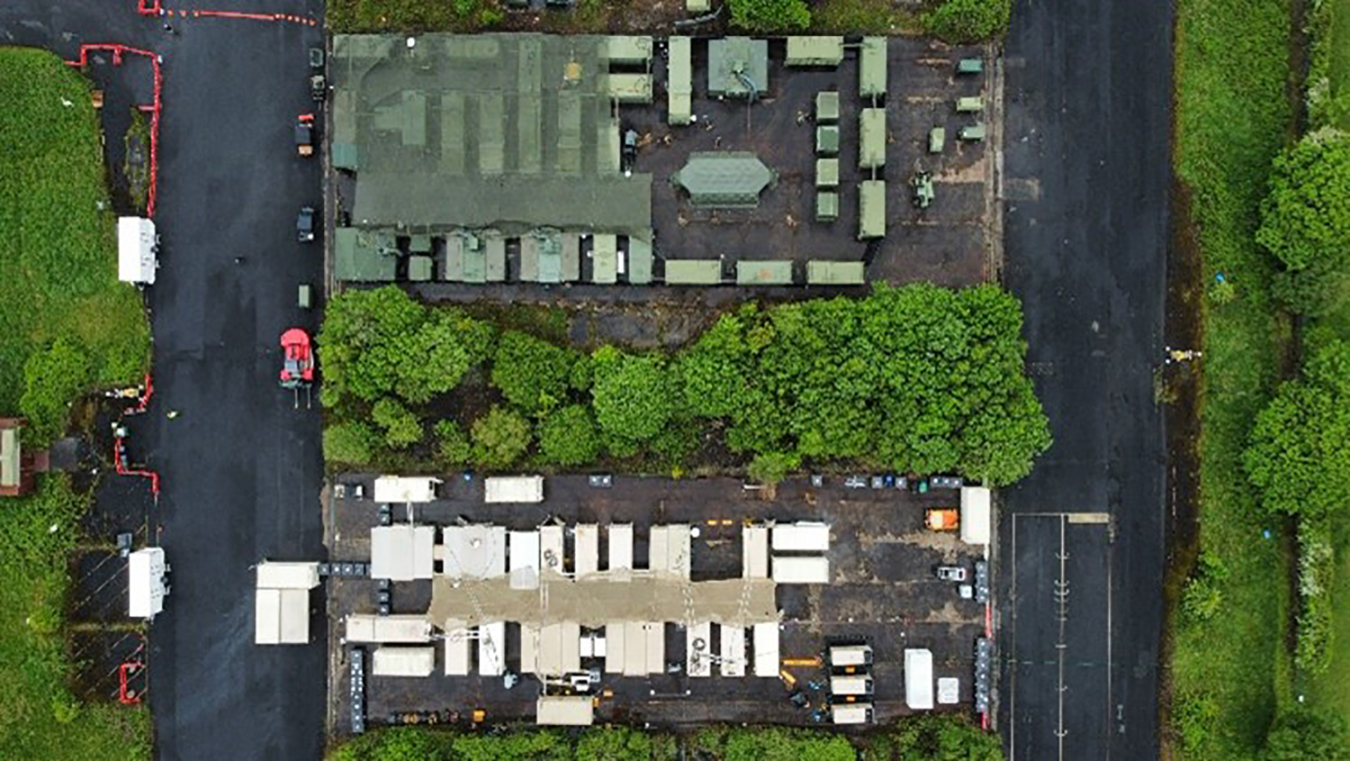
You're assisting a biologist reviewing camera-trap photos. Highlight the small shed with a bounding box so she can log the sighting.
[816,124,840,156]
[815,91,840,123]
[858,180,887,240]
[128,547,167,619]
[771,522,830,552]
[671,152,775,208]
[960,486,992,544]
[604,36,653,65]
[735,260,793,286]
[668,37,693,126]
[117,217,157,285]
[665,259,723,285]
[816,191,839,222]
[786,37,845,67]
[334,228,397,282]
[832,703,873,724]
[816,158,839,188]
[537,695,594,726]
[859,108,887,169]
[860,37,888,99]
[708,37,769,98]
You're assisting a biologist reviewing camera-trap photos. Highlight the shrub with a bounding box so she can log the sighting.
[590,347,676,445]
[924,0,1013,43]
[747,451,800,485]
[490,331,577,416]
[434,419,471,466]
[19,338,92,444]
[371,398,423,449]
[471,406,531,469]
[1256,129,1350,272]
[1171,690,1219,755]
[728,0,811,33]
[538,405,601,466]
[1294,516,1336,673]
[1263,706,1350,760]
[324,422,378,464]
[575,726,652,760]
[886,714,1003,760]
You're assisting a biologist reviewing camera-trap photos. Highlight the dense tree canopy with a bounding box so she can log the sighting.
[371,398,422,449]
[1256,129,1350,272]
[1244,338,1350,517]
[322,421,377,465]
[538,404,601,466]
[728,0,810,32]
[590,346,676,445]
[434,419,471,466]
[318,286,492,406]
[924,0,1013,43]
[490,330,577,416]
[470,405,531,469]
[1262,707,1350,761]
[19,337,91,444]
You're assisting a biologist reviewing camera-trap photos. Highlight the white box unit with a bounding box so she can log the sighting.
[905,648,935,710]
[372,646,435,677]
[720,624,746,677]
[509,530,541,589]
[753,622,780,677]
[128,547,167,619]
[772,555,830,584]
[831,703,873,725]
[372,475,439,503]
[539,525,565,574]
[117,216,157,285]
[575,524,599,577]
[444,621,472,675]
[255,589,310,645]
[478,621,506,676]
[345,614,433,643]
[255,561,320,590]
[829,644,873,668]
[687,622,712,677]
[831,674,874,696]
[608,524,634,571]
[536,695,593,726]
[771,522,830,552]
[484,475,544,503]
[960,486,992,545]
[742,525,769,579]
[937,676,960,704]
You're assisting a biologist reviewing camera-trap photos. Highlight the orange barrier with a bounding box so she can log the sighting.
[66,45,162,217]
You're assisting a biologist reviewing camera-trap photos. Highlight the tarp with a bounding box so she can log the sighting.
[485,475,544,503]
[668,37,693,126]
[860,37,888,98]
[707,37,768,97]
[771,522,830,552]
[128,548,166,618]
[537,696,593,726]
[772,556,830,584]
[256,562,320,590]
[672,152,774,208]
[736,260,793,286]
[905,648,935,709]
[858,180,887,240]
[372,646,435,677]
[373,476,439,503]
[428,571,777,628]
[859,108,887,169]
[117,217,156,285]
[371,525,436,581]
[807,260,865,285]
[346,614,433,643]
[609,524,633,570]
[960,486,992,544]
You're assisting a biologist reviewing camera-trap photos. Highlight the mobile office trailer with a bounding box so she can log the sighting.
[484,475,544,504]
[905,648,935,709]
[829,644,873,668]
[117,217,157,285]
[536,695,594,726]
[831,674,874,695]
[831,703,873,724]
[373,475,439,503]
[960,486,992,545]
[371,646,435,677]
[128,547,167,619]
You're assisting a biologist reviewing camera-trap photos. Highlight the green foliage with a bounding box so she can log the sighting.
[575,726,652,760]
[591,347,675,445]
[491,331,577,416]
[471,405,531,469]
[434,419,471,466]
[728,0,811,33]
[0,48,149,418]
[1256,130,1350,272]
[538,404,601,466]
[1244,339,1350,518]
[328,0,505,32]
[372,398,423,449]
[1296,516,1337,673]
[1208,277,1239,305]
[1172,690,1221,756]
[324,421,378,464]
[887,714,1003,760]
[330,726,452,760]
[319,287,492,407]
[19,338,91,444]
[1181,549,1230,623]
[923,0,1012,43]
[1262,706,1350,761]
[747,451,800,485]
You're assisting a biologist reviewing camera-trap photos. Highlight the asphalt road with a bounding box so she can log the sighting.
[2,3,328,759]
[997,0,1171,759]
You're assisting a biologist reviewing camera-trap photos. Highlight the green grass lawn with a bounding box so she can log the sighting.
[1169,0,1295,757]
[0,48,150,414]
[0,48,152,758]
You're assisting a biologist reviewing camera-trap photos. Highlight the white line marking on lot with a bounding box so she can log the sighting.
[1009,512,1018,758]
[1055,515,1069,761]
[1066,512,1110,524]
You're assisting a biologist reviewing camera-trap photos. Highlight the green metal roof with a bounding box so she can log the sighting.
[816,158,839,188]
[816,125,840,156]
[807,260,865,285]
[860,37,888,98]
[816,191,838,221]
[603,73,653,104]
[665,259,722,285]
[816,91,840,123]
[628,234,653,284]
[592,234,618,284]
[736,260,794,285]
[785,37,844,67]
[859,108,886,169]
[605,36,653,64]
[409,234,432,253]
[671,152,775,208]
[521,229,565,283]
[445,230,506,283]
[858,180,886,240]
[707,37,769,98]
[334,227,398,281]
[668,37,693,126]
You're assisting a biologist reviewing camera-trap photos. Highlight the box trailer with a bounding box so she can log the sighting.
[372,476,439,503]
[117,217,157,285]
[345,614,432,643]
[905,648,935,709]
[484,475,544,503]
[831,703,873,724]
[128,547,167,618]
[772,555,830,584]
[536,695,594,726]
[753,622,780,676]
[830,644,873,668]
[371,646,435,677]
[960,486,992,545]
[831,674,874,695]
[770,522,830,552]
[743,525,769,578]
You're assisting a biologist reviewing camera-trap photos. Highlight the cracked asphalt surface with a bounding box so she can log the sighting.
[997,0,1170,759]
[2,2,327,759]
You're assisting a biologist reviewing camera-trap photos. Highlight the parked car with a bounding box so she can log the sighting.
[297,206,316,242]
[844,475,868,489]
[936,565,967,582]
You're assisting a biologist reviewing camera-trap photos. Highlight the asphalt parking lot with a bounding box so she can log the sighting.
[325,475,987,734]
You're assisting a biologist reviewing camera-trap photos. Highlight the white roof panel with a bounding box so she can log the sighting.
[443,525,507,579]
[372,646,436,677]
[278,589,309,644]
[831,703,872,724]
[478,621,506,676]
[938,677,960,704]
[256,561,320,590]
[484,475,544,503]
[371,524,436,581]
[575,524,599,577]
[605,621,626,674]
[117,217,156,284]
[509,530,541,589]
[645,622,664,675]
[687,622,712,677]
[905,648,935,709]
[346,614,432,643]
[373,475,439,503]
[536,695,593,726]
[608,524,633,570]
[772,555,830,584]
[720,624,746,677]
[771,522,830,552]
[753,622,779,677]
[255,588,281,645]
[742,526,769,579]
[444,620,472,675]
[519,624,540,674]
[960,486,992,544]
[128,548,165,618]
[539,525,565,575]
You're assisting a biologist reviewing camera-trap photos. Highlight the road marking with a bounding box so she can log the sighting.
[1067,512,1110,524]
[1057,515,1068,761]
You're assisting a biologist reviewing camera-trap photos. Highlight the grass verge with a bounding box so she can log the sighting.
[0,48,150,414]
[1168,0,1296,757]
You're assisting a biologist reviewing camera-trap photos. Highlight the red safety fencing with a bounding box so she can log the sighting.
[66,45,162,217]
[113,374,161,499]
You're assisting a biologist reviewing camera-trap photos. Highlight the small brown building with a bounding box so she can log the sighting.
[0,418,36,497]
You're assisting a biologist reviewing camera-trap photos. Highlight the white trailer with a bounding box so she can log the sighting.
[831,703,873,725]
[829,644,873,668]
[117,216,157,285]
[960,486,992,545]
[753,622,780,677]
[372,475,439,503]
[608,524,634,570]
[687,621,713,677]
[509,530,541,589]
[575,524,599,577]
[536,695,593,726]
[444,620,472,675]
[720,624,746,677]
[255,561,320,590]
[905,648,935,710]
[742,525,769,579]
[830,674,874,695]
[772,555,830,584]
[484,475,544,503]
[371,646,435,677]
[128,547,167,619]
[771,522,830,552]
[478,621,507,676]
[345,614,433,643]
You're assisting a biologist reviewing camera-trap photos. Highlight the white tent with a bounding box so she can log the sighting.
[442,525,507,579]
[753,622,779,677]
[536,695,593,726]
[117,217,157,285]
[373,476,440,503]
[371,524,436,581]
[484,475,544,503]
[128,547,167,618]
[905,648,935,710]
[960,486,992,545]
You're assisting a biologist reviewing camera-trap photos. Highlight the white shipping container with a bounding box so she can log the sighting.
[960,486,992,545]
[831,703,873,725]
[771,522,831,552]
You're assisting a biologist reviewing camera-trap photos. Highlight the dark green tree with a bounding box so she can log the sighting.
[323,422,378,465]
[371,398,422,449]
[747,451,800,486]
[590,346,675,445]
[1257,130,1350,272]
[490,331,577,416]
[471,405,531,469]
[538,404,601,466]
[434,419,471,466]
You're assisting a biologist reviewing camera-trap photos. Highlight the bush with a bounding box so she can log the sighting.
[590,347,676,445]
[1171,690,1220,755]
[323,422,378,464]
[371,398,423,449]
[1294,516,1336,673]
[490,331,577,416]
[728,0,810,32]
[471,406,531,469]
[538,405,601,466]
[924,0,1013,43]
[747,451,800,485]
[434,419,471,466]
[575,726,652,760]
[18,337,91,444]
[1256,129,1350,272]
[1263,706,1350,760]
[886,714,1003,760]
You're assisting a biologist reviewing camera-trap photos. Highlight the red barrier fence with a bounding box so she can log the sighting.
[66,44,162,217]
